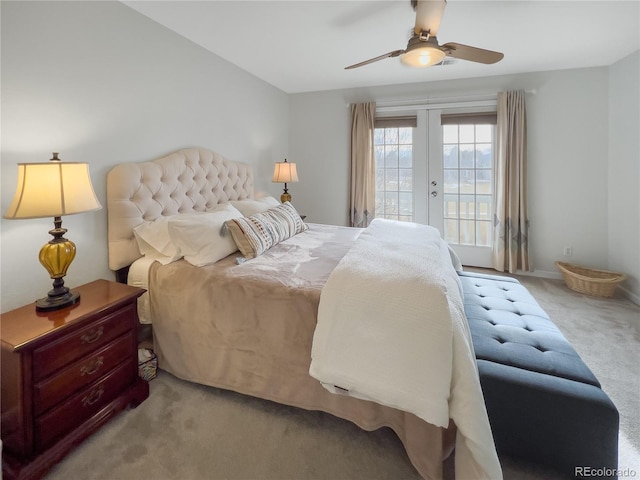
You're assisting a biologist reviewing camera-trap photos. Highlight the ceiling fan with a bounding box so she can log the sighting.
[345,0,504,70]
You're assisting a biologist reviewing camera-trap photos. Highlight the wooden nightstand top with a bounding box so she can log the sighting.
[1,280,144,351]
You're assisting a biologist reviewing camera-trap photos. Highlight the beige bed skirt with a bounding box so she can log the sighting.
[148,224,455,479]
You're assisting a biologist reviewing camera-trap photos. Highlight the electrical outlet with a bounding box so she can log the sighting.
[563,246,573,257]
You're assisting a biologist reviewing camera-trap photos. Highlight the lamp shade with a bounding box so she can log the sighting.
[4,161,102,219]
[272,160,299,184]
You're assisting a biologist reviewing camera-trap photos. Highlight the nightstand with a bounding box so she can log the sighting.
[1,279,149,480]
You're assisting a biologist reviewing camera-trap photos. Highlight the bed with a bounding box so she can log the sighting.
[107,147,500,480]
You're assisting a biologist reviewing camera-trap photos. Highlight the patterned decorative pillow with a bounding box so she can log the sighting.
[225,202,308,258]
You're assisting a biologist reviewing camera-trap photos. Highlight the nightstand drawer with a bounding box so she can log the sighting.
[34,359,135,451]
[33,303,135,380]
[33,332,135,416]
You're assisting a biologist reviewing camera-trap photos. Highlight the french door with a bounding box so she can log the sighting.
[374,105,496,268]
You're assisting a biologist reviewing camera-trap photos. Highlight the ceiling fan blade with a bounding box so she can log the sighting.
[442,42,504,64]
[344,50,405,70]
[413,0,447,36]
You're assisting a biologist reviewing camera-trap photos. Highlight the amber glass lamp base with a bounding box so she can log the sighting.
[280,193,292,203]
[36,216,80,312]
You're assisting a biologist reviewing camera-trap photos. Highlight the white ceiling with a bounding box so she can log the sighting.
[123,0,640,94]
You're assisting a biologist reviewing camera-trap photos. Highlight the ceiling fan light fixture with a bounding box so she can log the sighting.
[400,44,446,68]
[344,1,503,71]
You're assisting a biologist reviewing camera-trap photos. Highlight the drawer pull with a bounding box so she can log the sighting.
[82,385,104,407]
[81,326,104,344]
[80,356,104,376]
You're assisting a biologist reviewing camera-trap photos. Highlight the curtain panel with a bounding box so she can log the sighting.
[349,102,376,228]
[492,90,531,272]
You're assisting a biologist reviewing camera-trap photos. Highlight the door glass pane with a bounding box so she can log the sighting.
[375,126,414,221]
[443,124,458,143]
[476,195,492,220]
[375,191,383,214]
[443,170,458,193]
[475,144,492,168]
[399,192,412,216]
[476,170,492,194]
[385,128,398,144]
[460,170,475,193]
[374,145,384,167]
[399,168,412,191]
[459,125,475,143]
[460,219,475,245]
[460,144,474,168]
[444,194,458,219]
[443,144,458,168]
[399,145,412,168]
[444,219,458,244]
[442,121,495,248]
[385,145,398,168]
[476,221,491,246]
[385,168,398,190]
[375,169,385,191]
[476,124,492,143]
[384,192,398,215]
[460,194,475,219]
[399,127,412,145]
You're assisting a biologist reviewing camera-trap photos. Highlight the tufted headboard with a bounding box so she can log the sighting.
[107,147,254,271]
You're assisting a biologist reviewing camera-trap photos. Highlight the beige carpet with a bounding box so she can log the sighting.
[45,274,639,480]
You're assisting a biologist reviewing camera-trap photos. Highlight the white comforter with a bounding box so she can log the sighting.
[310,218,502,479]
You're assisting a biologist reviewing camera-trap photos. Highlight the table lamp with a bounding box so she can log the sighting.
[4,153,102,311]
[272,159,299,203]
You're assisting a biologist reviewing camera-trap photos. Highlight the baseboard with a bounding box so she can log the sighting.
[530,271,639,305]
[514,269,563,280]
[464,267,639,306]
[618,285,640,306]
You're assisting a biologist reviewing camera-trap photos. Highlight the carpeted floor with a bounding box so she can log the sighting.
[45,274,639,480]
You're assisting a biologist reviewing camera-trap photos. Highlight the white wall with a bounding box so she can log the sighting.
[288,91,352,225]
[289,68,617,280]
[1,1,288,312]
[608,51,640,301]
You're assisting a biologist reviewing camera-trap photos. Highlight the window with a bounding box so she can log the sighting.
[442,120,495,247]
[374,116,417,222]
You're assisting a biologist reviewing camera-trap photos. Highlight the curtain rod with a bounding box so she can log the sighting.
[348,89,537,110]
[375,89,536,108]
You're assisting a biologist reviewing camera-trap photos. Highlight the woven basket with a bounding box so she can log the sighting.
[555,261,626,298]
[138,348,158,381]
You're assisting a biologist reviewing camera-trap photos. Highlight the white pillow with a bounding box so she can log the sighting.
[259,196,280,207]
[168,204,243,266]
[133,216,182,264]
[229,196,280,217]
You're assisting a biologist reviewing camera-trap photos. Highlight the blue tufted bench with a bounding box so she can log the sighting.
[459,271,619,479]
